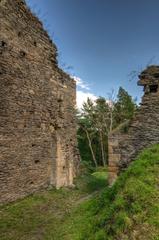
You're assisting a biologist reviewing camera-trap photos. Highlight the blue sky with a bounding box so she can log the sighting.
[26,0,159,107]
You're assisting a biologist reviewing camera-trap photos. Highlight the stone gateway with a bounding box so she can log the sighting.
[0,0,79,204]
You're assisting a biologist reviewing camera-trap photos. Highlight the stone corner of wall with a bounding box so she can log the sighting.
[108,120,132,185]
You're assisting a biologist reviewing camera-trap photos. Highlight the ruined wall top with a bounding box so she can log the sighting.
[0,0,75,87]
[108,65,159,185]
[138,65,159,87]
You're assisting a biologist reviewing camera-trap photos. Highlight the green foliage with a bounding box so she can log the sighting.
[111,119,131,134]
[77,88,137,169]
[72,144,159,240]
[77,126,101,167]
[113,87,137,127]
[77,97,111,167]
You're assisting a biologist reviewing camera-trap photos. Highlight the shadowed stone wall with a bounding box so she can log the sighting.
[0,0,79,204]
[108,66,159,185]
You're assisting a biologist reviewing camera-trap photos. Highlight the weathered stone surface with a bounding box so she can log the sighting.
[108,66,159,185]
[0,0,79,204]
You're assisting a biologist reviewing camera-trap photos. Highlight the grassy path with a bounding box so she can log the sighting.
[0,170,107,240]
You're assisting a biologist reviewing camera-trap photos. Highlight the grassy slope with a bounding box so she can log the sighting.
[0,168,107,240]
[72,144,159,240]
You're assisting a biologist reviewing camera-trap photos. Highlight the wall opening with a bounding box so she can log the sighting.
[149,84,158,93]
[1,41,7,47]
[35,160,40,164]
[33,41,37,46]
[19,50,26,57]
[18,32,22,37]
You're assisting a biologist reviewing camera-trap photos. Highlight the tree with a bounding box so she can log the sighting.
[77,98,98,167]
[113,87,137,126]
[76,87,137,169]
[93,97,110,166]
[77,97,113,167]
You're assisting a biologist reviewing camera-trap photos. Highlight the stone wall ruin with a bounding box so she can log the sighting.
[0,0,79,204]
[108,66,159,185]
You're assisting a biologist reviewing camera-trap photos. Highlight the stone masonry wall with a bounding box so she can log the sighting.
[0,0,79,204]
[108,66,159,185]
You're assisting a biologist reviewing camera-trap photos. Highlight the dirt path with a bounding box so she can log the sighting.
[75,190,99,205]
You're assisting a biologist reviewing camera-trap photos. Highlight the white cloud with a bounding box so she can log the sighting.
[76,90,97,109]
[71,75,97,109]
[72,76,90,91]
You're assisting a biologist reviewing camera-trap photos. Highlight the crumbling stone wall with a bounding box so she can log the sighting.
[0,0,79,204]
[108,66,159,184]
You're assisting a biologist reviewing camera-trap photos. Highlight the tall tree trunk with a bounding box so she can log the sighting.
[99,131,106,166]
[85,129,98,168]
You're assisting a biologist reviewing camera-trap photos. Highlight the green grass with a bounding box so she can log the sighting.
[72,144,159,240]
[1,145,159,240]
[0,169,107,240]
